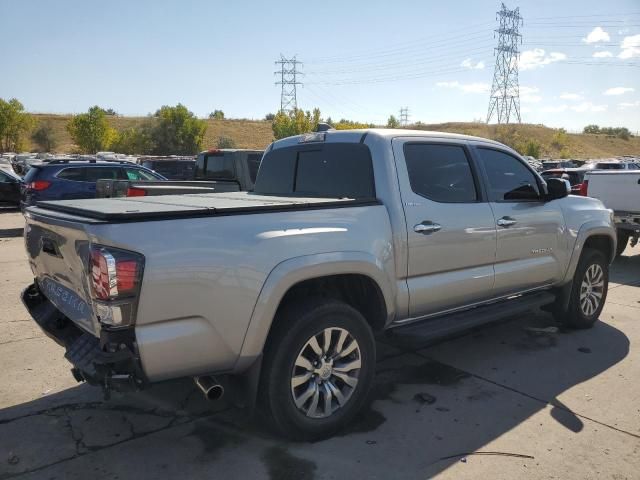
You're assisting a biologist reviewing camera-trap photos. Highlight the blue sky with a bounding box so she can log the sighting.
[1,0,639,131]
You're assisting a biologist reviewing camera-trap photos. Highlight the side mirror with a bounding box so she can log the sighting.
[545,178,570,201]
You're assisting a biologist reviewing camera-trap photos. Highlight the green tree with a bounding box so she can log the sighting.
[111,123,153,154]
[31,121,58,152]
[0,98,34,151]
[217,135,237,148]
[583,124,600,134]
[66,106,117,153]
[386,115,399,128]
[150,104,207,155]
[264,113,275,121]
[209,110,225,120]
[271,108,321,140]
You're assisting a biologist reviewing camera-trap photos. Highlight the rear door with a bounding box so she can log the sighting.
[473,146,566,296]
[392,138,497,318]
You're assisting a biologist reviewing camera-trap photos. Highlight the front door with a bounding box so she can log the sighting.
[473,146,566,296]
[392,139,497,319]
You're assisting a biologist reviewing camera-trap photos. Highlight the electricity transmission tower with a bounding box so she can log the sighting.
[486,3,523,124]
[274,55,303,114]
[399,107,410,126]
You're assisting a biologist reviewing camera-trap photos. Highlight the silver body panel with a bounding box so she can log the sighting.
[23,129,616,382]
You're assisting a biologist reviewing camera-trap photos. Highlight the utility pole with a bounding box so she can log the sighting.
[274,55,303,114]
[486,3,523,124]
[399,107,410,127]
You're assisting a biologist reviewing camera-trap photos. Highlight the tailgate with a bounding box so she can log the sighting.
[24,210,98,335]
[586,172,640,213]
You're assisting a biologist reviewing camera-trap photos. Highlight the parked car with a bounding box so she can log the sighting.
[0,157,17,175]
[21,128,615,440]
[20,159,165,207]
[541,167,592,194]
[584,160,640,170]
[581,170,640,256]
[0,169,21,205]
[195,149,263,191]
[542,160,576,171]
[140,157,196,180]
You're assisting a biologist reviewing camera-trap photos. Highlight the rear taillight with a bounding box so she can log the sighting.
[89,245,144,328]
[28,180,51,191]
[579,180,589,196]
[126,187,146,197]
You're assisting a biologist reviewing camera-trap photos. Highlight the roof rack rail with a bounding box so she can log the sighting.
[47,158,134,165]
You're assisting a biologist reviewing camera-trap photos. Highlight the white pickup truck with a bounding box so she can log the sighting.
[583,170,640,256]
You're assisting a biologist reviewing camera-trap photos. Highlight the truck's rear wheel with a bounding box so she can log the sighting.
[260,299,376,441]
[616,230,630,257]
[563,248,609,329]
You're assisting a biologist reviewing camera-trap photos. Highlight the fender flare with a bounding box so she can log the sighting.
[562,221,616,284]
[234,251,395,371]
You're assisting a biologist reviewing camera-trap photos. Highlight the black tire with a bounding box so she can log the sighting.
[260,298,376,441]
[616,230,630,257]
[563,248,609,329]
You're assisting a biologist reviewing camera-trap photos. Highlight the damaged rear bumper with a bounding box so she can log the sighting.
[21,281,148,394]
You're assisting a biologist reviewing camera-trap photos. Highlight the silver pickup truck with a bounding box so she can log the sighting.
[21,128,616,440]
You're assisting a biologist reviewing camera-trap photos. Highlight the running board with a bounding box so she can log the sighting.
[387,291,556,346]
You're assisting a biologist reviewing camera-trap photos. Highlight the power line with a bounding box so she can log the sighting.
[487,3,523,124]
[274,55,303,114]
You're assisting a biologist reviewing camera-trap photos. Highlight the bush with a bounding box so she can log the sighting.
[386,115,399,128]
[217,136,236,149]
[111,124,153,155]
[522,139,541,158]
[66,106,117,153]
[31,121,58,152]
[551,129,568,149]
[264,113,275,121]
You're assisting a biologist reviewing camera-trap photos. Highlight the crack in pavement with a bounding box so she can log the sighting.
[0,397,233,480]
[0,336,43,347]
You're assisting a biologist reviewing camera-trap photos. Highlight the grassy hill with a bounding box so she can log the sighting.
[29,114,639,159]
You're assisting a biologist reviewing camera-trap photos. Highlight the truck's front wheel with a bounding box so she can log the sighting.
[260,299,376,441]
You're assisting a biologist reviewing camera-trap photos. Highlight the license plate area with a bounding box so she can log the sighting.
[40,277,96,334]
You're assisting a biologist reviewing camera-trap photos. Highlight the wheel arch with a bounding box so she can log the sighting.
[236,251,395,371]
[563,222,616,284]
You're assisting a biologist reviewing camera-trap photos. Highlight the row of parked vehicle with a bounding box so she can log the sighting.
[0,149,264,207]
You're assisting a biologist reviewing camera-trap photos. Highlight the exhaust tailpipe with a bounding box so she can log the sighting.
[194,376,224,401]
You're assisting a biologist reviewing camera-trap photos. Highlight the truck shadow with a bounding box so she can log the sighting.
[0,311,630,479]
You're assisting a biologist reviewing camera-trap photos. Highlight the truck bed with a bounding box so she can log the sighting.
[33,191,379,222]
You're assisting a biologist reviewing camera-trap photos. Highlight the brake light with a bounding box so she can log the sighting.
[126,187,147,197]
[579,180,589,196]
[89,245,144,328]
[28,180,51,191]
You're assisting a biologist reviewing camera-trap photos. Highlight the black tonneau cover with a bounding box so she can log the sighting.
[35,191,378,222]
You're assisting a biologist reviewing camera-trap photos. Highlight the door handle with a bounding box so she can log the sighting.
[497,216,517,228]
[414,221,442,234]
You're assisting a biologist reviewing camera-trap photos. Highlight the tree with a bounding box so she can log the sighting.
[111,123,153,154]
[583,124,600,134]
[271,108,321,140]
[386,115,400,128]
[31,121,58,152]
[104,108,118,116]
[209,110,225,120]
[264,113,275,121]
[0,98,34,151]
[150,104,207,155]
[217,135,237,149]
[66,106,117,153]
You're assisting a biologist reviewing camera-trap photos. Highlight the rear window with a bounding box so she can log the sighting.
[196,153,236,180]
[254,143,375,198]
[595,163,624,170]
[57,167,86,181]
[23,167,43,183]
[84,167,121,182]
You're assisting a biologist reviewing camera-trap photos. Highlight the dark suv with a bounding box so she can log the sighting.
[21,159,165,207]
